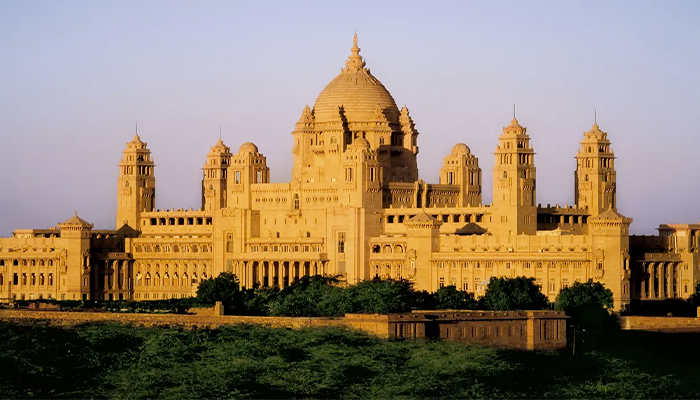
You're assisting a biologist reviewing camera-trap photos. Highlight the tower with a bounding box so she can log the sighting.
[58,212,93,300]
[492,116,537,235]
[439,143,482,206]
[228,142,269,209]
[202,138,232,211]
[575,121,616,216]
[116,134,155,230]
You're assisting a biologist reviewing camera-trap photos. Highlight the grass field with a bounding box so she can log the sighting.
[0,321,697,399]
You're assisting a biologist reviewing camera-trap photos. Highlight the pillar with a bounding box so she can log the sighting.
[658,263,666,299]
[649,263,656,299]
[640,263,647,299]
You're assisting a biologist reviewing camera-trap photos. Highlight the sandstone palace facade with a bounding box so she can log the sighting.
[1,36,698,310]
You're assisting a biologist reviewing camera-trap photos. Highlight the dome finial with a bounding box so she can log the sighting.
[345,32,366,71]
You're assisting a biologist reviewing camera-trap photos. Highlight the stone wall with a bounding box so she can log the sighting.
[0,309,567,349]
[619,316,700,331]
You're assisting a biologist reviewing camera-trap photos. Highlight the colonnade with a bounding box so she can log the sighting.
[639,261,680,299]
[93,259,131,300]
[231,260,327,289]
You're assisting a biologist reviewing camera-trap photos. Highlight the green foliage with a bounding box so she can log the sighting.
[196,272,246,313]
[268,275,346,317]
[687,282,700,307]
[556,279,614,311]
[482,277,549,311]
[555,280,613,329]
[19,298,199,314]
[433,285,478,310]
[344,278,418,314]
[0,322,694,399]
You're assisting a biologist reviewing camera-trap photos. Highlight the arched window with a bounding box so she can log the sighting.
[0,274,3,286]
[164,272,170,286]
[136,272,142,286]
[173,272,179,286]
[145,272,151,286]
[372,245,381,253]
[155,272,160,286]
[182,272,188,286]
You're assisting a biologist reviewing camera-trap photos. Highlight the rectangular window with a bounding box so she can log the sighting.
[439,277,445,288]
[337,232,345,253]
[463,282,469,291]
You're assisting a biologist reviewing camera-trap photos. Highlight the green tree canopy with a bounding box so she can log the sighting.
[267,275,346,317]
[195,272,245,313]
[433,285,478,310]
[555,279,613,328]
[481,277,549,311]
[345,278,418,314]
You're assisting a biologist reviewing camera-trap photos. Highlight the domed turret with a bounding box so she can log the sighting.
[239,142,259,154]
[451,143,471,155]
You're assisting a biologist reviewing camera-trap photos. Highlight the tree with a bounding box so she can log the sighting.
[555,279,613,328]
[433,285,477,310]
[267,275,346,317]
[481,277,549,311]
[345,278,418,314]
[687,282,700,307]
[196,272,245,314]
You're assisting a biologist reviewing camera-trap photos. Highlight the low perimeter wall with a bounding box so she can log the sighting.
[0,309,566,350]
[619,316,700,332]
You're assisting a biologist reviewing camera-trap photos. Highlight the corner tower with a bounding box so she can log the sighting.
[439,143,482,206]
[116,134,155,230]
[492,116,536,235]
[202,138,232,211]
[228,142,269,209]
[575,121,616,216]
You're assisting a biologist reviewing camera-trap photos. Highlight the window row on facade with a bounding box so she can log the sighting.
[133,243,212,253]
[247,243,324,253]
[0,259,57,267]
[434,260,588,270]
[385,213,485,224]
[0,272,54,286]
[134,271,206,287]
[143,217,213,226]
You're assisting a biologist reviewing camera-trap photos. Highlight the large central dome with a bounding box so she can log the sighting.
[313,34,401,125]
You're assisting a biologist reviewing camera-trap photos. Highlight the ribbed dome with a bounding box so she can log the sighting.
[313,34,401,125]
[239,142,259,154]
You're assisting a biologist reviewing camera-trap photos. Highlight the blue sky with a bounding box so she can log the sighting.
[0,0,698,235]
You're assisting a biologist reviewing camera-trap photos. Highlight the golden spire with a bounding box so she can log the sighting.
[344,32,366,71]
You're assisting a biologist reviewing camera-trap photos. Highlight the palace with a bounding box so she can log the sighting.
[1,35,698,310]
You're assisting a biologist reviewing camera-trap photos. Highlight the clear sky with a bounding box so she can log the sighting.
[1,0,698,236]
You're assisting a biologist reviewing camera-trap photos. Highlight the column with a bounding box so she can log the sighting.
[649,263,656,299]
[282,262,289,287]
[658,263,666,299]
[640,263,647,299]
